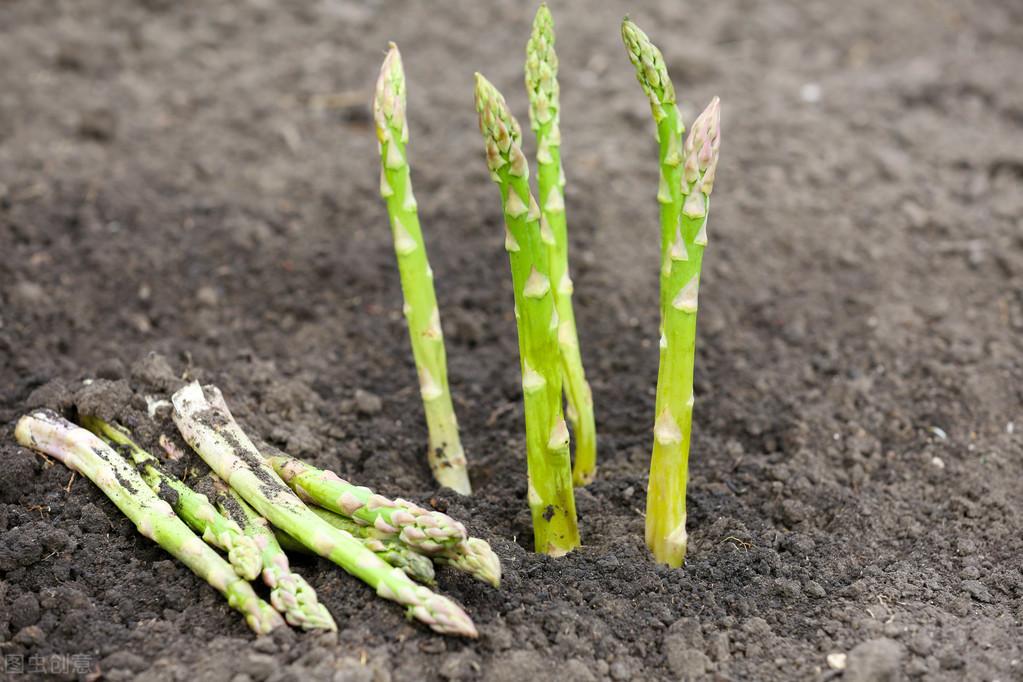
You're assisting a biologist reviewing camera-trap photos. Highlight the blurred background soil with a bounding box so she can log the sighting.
[1,1,1021,680]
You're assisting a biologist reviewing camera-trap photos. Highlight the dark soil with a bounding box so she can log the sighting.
[2,1,1022,680]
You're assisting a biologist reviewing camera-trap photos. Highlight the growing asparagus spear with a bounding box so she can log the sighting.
[622,19,722,567]
[270,454,501,587]
[171,382,477,637]
[306,505,437,586]
[80,416,262,581]
[205,475,337,631]
[13,410,283,634]
[474,73,580,556]
[525,3,597,487]
[374,43,472,495]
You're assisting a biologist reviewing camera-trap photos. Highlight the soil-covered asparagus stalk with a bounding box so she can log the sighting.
[622,19,722,567]
[270,455,501,587]
[306,505,437,586]
[80,416,262,581]
[526,3,597,487]
[206,475,337,631]
[171,382,477,637]
[374,43,472,495]
[13,410,283,634]
[474,73,580,555]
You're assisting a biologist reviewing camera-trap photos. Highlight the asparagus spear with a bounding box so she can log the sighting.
[374,43,472,495]
[205,475,337,631]
[525,3,597,487]
[270,454,501,587]
[622,19,722,567]
[80,416,262,581]
[171,382,477,637]
[13,410,283,634]
[306,505,437,586]
[474,73,580,556]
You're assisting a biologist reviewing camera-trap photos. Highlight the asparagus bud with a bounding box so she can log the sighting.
[526,3,597,487]
[14,410,283,634]
[171,382,477,637]
[374,43,472,495]
[475,72,580,556]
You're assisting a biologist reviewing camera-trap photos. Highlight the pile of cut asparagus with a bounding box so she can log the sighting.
[14,381,497,637]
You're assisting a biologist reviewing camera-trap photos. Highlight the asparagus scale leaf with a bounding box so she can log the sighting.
[14,410,284,635]
[374,43,472,495]
[206,475,337,631]
[474,72,580,556]
[80,416,262,581]
[526,3,597,487]
[622,19,722,568]
[171,382,477,638]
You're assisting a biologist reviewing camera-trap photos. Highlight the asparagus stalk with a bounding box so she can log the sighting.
[171,382,477,637]
[306,505,437,586]
[374,43,472,495]
[80,416,262,581]
[270,454,501,587]
[474,73,580,556]
[525,3,597,487]
[13,410,283,634]
[622,19,722,567]
[205,475,337,631]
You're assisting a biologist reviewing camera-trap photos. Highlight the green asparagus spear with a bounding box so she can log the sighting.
[622,19,722,567]
[374,43,472,495]
[525,3,597,487]
[205,475,336,631]
[80,416,262,581]
[474,72,580,556]
[306,505,437,586]
[270,454,501,587]
[171,382,477,637]
[13,410,283,634]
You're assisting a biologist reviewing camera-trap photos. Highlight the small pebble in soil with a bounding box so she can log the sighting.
[355,389,383,415]
[826,652,847,670]
[843,638,904,682]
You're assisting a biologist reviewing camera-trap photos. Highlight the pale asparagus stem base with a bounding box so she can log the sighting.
[171,382,477,637]
[526,3,597,487]
[271,456,500,587]
[207,476,336,631]
[374,43,471,495]
[305,505,437,586]
[13,410,283,634]
[80,416,262,581]
[475,72,580,555]
[623,19,722,568]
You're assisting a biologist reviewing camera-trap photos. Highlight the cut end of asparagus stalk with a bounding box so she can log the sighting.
[621,18,676,117]
[525,3,558,131]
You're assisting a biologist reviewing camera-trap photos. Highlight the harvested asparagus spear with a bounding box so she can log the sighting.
[622,19,722,567]
[13,410,283,634]
[205,475,336,631]
[270,454,501,587]
[171,382,477,637]
[80,416,262,581]
[306,505,437,586]
[374,43,472,495]
[525,3,597,487]
[474,73,580,555]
